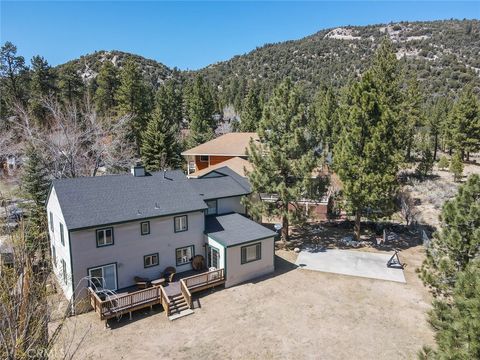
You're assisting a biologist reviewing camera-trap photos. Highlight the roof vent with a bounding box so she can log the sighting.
[131,162,146,177]
[154,202,160,209]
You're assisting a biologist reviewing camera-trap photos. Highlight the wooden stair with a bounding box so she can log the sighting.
[168,294,193,321]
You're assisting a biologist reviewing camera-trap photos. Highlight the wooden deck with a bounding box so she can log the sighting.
[88,268,225,324]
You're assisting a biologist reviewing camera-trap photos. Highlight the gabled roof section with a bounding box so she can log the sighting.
[187,157,253,178]
[50,170,207,231]
[189,166,251,200]
[205,213,276,247]
[181,132,259,157]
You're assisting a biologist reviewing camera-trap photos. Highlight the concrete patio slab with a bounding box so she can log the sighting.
[295,248,406,283]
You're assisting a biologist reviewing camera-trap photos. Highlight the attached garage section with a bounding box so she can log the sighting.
[205,213,276,288]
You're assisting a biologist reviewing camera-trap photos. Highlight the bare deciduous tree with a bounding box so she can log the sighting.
[398,190,419,227]
[8,96,136,179]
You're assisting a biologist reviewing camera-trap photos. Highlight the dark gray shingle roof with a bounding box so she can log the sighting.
[51,170,207,230]
[205,213,276,247]
[190,166,251,200]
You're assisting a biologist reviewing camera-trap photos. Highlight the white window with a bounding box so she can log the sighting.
[96,227,113,247]
[241,243,261,264]
[206,200,217,216]
[174,215,188,232]
[141,221,150,235]
[88,263,117,291]
[144,253,159,268]
[176,246,194,266]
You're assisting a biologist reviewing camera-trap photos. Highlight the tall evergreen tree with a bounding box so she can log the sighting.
[449,151,464,183]
[140,84,181,171]
[158,79,183,127]
[334,72,403,239]
[184,75,216,147]
[428,97,450,161]
[29,55,56,124]
[95,61,119,116]
[450,85,480,161]
[239,84,262,132]
[246,79,319,241]
[115,57,153,150]
[22,145,50,255]
[403,76,424,161]
[0,41,28,108]
[420,174,480,297]
[311,87,339,151]
[58,63,84,104]
[426,260,480,359]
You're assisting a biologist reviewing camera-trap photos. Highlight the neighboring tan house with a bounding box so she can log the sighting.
[182,133,332,220]
[181,132,258,176]
[46,165,276,318]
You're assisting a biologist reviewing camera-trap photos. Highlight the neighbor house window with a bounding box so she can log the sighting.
[96,227,114,247]
[61,259,67,284]
[141,221,150,235]
[241,243,261,264]
[88,263,117,291]
[176,246,194,266]
[174,215,188,232]
[49,212,54,232]
[188,161,196,173]
[199,155,208,162]
[144,253,159,268]
[51,245,56,267]
[205,200,217,216]
[59,223,65,246]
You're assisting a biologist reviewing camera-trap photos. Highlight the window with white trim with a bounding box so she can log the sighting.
[199,155,208,162]
[141,221,150,235]
[241,243,261,264]
[144,253,159,268]
[96,228,113,247]
[174,215,188,232]
[88,263,117,291]
[188,161,196,173]
[176,246,194,266]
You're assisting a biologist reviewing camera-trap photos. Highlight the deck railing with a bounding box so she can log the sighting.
[180,279,192,308]
[181,268,225,291]
[159,284,171,315]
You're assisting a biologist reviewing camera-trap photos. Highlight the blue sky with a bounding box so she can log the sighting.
[1,1,479,70]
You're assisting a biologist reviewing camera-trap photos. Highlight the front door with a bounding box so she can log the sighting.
[206,245,220,269]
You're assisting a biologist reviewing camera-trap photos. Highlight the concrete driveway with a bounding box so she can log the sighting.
[295,248,406,283]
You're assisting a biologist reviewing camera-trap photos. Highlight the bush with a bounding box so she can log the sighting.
[437,156,449,170]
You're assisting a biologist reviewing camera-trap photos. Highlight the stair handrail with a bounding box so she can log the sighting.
[180,279,192,309]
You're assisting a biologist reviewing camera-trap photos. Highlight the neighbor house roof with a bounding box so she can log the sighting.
[189,166,251,200]
[50,170,208,231]
[187,157,253,178]
[181,132,259,157]
[205,213,277,247]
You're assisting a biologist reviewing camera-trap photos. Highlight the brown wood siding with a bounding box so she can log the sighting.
[210,156,234,166]
[195,156,210,171]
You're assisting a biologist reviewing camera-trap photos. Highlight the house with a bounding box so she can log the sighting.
[182,132,333,220]
[181,132,258,176]
[46,164,276,318]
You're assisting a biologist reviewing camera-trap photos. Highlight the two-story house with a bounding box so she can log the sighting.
[46,165,276,315]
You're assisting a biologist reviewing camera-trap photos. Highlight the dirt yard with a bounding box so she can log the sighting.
[51,247,434,360]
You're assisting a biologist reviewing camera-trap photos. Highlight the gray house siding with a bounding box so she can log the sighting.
[217,196,246,215]
[70,211,205,300]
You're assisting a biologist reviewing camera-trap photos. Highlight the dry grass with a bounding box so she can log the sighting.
[52,248,434,360]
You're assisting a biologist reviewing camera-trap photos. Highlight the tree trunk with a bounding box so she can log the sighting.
[354,211,361,241]
[466,152,470,162]
[433,134,438,161]
[281,213,289,242]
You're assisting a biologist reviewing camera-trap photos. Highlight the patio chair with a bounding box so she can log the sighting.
[134,276,150,289]
[162,266,176,283]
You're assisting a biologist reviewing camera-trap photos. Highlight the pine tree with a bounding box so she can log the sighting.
[115,57,153,150]
[140,84,181,171]
[58,63,84,104]
[239,84,262,132]
[437,156,449,171]
[428,260,480,359]
[449,152,464,182]
[450,85,480,161]
[0,41,28,108]
[158,79,183,128]
[22,145,50,255]
[311,87,338,151]
[95,61,119,116]
[403,76,424,161]
[416,132,434,178]
[184,75,216,147]
[420,174,479,297]
[334,70,403,240]
[428,97,450,161]
[29,55,56,124]
[245,79,320,241]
